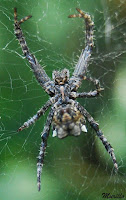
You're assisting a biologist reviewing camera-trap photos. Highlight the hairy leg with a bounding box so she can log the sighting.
[14,8,55,95]
[37,107,55,191]
[76,90,102,98]
[18,98,55,132]
[69,8,94,91]
[75,101,118,171]
[76,76,104,98]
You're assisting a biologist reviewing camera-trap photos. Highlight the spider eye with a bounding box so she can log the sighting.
[52,69,69,85]
[59,110,64,115]
[66,108,71,114]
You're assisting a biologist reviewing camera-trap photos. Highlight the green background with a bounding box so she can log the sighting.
[0,0,126,199]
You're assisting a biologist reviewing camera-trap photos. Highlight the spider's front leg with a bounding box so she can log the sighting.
[75,102,118,171]
[14,8,55,95]
[37,106,55,191]
[68,8,94,90]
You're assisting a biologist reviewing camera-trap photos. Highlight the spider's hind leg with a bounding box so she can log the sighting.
[37,107,55,191]
[90,121,118,171]
[76,102,118,172]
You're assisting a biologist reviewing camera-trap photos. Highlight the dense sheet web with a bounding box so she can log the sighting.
[0,0,126,199]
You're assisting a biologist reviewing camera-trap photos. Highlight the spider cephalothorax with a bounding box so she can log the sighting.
[52,69,69,85]
[14,7,118,191]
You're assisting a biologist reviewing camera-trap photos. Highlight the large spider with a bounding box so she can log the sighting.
[14,8,118,191]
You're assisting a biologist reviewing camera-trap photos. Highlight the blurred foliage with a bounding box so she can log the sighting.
[0,0,126,199]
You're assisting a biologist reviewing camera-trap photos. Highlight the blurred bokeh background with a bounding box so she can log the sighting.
[0,0,126,199]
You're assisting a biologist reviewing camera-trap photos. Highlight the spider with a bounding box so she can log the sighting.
[14,8,118,191]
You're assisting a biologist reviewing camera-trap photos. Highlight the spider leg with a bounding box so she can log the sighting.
[83,76,104,91]
[18,98,54,132]
[76,76,104,98]
[75,101,118,171]
[68,8,94,90]
[76,90,102,98]
[37,107,55,191]
[14,8,55,95]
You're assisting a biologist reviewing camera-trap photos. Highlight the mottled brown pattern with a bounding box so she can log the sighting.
[52,104,85,138]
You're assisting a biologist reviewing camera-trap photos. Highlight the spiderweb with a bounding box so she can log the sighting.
[0,0,126,199]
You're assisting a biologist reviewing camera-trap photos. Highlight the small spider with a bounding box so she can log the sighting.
[14,8,118,191]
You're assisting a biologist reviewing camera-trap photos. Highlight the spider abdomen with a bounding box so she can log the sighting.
[52,104,86,138]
